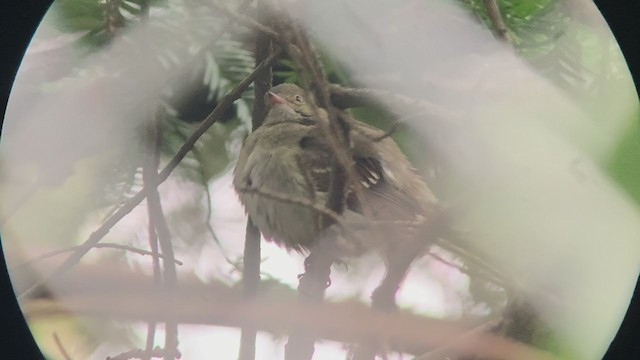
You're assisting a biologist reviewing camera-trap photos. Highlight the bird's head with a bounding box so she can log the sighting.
[265,83,315,117]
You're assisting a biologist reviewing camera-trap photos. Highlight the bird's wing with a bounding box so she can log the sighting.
[296,122,426,223]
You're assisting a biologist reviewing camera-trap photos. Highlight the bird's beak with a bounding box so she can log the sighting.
[265,91,287,107]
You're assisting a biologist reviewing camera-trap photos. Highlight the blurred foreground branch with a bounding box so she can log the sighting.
[142,118,179,360]
[23,265,559,360]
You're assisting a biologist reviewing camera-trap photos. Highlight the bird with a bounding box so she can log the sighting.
[234,83,441,360]
[233,83,439,304]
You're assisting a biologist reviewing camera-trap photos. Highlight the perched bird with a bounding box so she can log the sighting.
[235,83,440,360]
[233,83,438,260]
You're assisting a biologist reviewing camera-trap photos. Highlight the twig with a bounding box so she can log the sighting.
[105,0,125,37]
[286,20,358,217]
[17,47,283,299]
[482,0,510,42]
[208,4,460,127]
[208,1,280,41]
[239,5,273,358]
[140,0,150,19]
[371,120,401,142]
[172,127,236,268]
[237,186,342,226]
[434,238,518,293]
[10,243,183,271]
[53,332,72,360]
[427,248,509,292]
[142,117,179,360]
[0,179,40,227]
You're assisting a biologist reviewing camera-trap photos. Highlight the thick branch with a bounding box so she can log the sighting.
[142,118,179,360]
[105,0,125,37]
[53,333,72,360]
[329,84,460,122]
[413,319,501,360]
[11,243,183,272]
[106,347,181,360]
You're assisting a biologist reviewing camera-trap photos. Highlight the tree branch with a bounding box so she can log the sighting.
[239,3,274,358]
[17,48,283,300]
[328,84,461,122]
[53,332,72,360]
[11,243,183,272]
[482,0,510,42]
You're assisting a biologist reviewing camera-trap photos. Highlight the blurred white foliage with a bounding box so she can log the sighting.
[1,0,638,359]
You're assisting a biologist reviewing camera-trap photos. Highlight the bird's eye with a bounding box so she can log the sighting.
[294,95,303,103]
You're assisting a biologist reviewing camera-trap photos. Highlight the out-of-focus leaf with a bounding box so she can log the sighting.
[606,114,640,206]
[51,0,105,32]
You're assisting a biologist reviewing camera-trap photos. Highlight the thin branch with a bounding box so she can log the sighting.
[285,19,358,217]
[237,186,342,226]
[239,4,273,358]
[412,319,502,360]
[371,120,401,142]
[434,237,520,293]
[17,48,283,299]
[328,84,461,122]
[140,0,150,19]
[213,0,358,219]
[208,1,456,125]
[53,332,72,360]
[143,116,163,360]
[427,247,509,292]
[240,219,261,360]
[172,129,232,264]
[208,1,280,41]
[143,117,179,360]
[191,145,222,246]
[11,243,183,271]
[482,0,510,42]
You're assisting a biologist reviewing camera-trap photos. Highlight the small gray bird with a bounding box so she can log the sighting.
[233,83,437,256]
